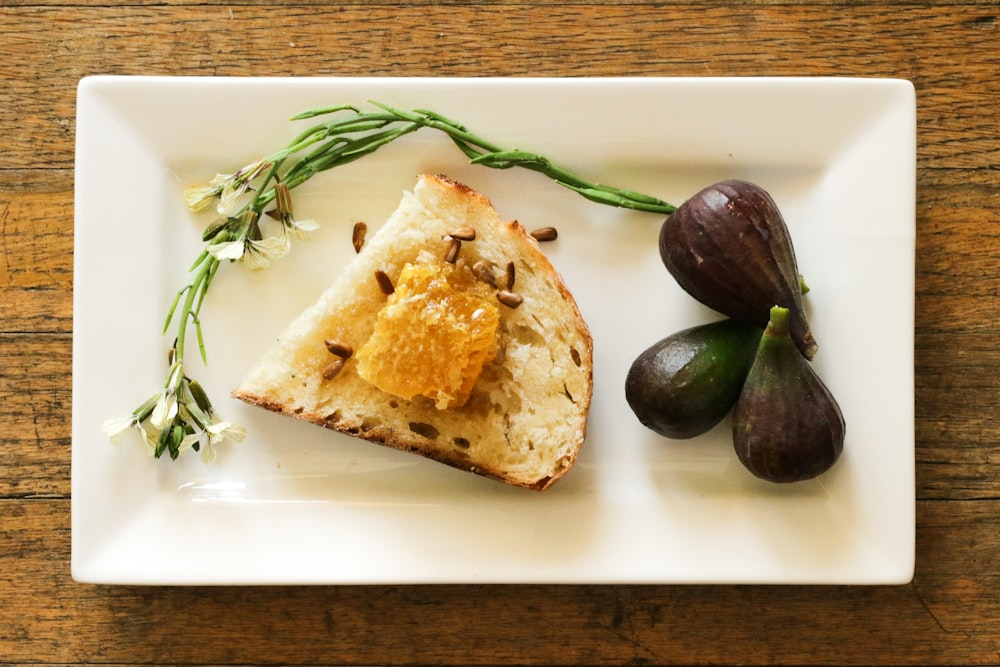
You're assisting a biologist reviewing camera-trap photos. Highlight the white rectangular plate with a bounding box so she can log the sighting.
[72,76,915,585]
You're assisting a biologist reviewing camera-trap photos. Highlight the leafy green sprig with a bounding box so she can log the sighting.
[104,101,675,461]
[285,102,676,213]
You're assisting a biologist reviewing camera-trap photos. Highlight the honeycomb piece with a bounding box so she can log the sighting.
[356,259,500,409]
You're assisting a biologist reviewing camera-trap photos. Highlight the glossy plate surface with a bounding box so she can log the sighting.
[72,76,915,584]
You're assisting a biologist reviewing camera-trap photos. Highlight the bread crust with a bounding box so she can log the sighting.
[233,389,580,490]
[233,174,593,491]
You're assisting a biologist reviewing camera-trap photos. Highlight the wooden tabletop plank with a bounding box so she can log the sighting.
[0,176,74,335]
[6,0,1000,5]
[1,499,997,665]
[1,6,999,169]
[0,335,71,498]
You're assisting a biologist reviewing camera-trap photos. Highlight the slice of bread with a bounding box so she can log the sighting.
[233,174,593,490]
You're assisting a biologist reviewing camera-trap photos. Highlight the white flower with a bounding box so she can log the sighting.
[177,431,204,457]
[102,416,136,445]
[137,422,161,457]
[102,413,161,455]
[150,391,178,430]
[206,419,247,444]
[207,234,290,271]
[217,185,252,218]
[207,239,247,262]
[106,363,243,462]
[283,216,319,239]
[215,159,271,217]
[199,439,217,464]
[241,235,291,271]
[184,184,221,212]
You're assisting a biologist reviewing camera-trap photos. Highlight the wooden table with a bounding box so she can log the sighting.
[3,2,998,664]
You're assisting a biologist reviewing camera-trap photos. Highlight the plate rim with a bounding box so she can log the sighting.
[71,75,916,585]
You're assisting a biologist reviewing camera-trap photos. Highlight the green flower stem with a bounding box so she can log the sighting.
[165,251,219,366]
[374,103,677,214]
[246,102,677,219]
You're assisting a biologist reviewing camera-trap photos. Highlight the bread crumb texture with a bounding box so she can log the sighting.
[234,174,593,490]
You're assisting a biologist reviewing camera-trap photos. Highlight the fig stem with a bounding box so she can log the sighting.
[765,306,791,338]
[798,274,810,295]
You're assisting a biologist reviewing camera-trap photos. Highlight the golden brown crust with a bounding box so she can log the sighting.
[432,173,488,203]
[231,388,563,490]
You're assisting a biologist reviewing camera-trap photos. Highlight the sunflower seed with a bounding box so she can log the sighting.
[450,227,477,242]
[324,339,354,359]
[497,290,524,309]
[322,358,345,380]
[444,238,462,264]
[352,222,367,253]
[472,259,498,288]
[530,226,558,242]
[375,269,395,295]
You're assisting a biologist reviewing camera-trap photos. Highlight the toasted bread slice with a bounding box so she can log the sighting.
[233,174,593,490]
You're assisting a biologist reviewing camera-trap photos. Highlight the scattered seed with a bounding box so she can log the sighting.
[352,222,367,253]
[530,226,558,242]
[505,261,516,291]
[497,290,524,309]
[375,269,395,295]
[449,227,476,241]
[444,238,462,264]
[472,259,498,288]
[324,339,354,359]
[322,358,345,380]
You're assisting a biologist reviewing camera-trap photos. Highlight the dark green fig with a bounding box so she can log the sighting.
[732,306,845,483]
[626,319,762,439]
[659,180,818,360]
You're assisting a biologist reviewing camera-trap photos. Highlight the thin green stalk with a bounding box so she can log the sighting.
[370,102,677,214]
[174,253,218,365]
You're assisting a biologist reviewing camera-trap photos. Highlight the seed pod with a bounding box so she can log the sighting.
[659,180,817,360]
[732,306,845,483]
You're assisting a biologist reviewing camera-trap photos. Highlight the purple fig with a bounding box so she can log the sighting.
[659,180,817,360]
[732,306,844,483]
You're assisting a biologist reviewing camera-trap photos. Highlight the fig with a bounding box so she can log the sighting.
[732,306,845,483]
[659,180,817,360]
[626,319,762,439]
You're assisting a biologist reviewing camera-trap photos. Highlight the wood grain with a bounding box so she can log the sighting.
[2,2,999,666]
[1,500,998,664]
[0,171,74,334]
[1,6,999,170]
